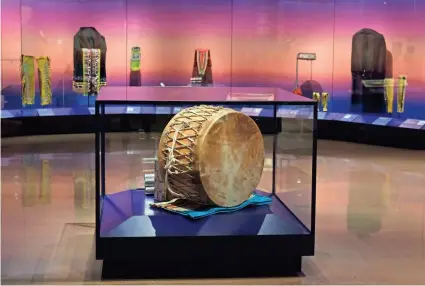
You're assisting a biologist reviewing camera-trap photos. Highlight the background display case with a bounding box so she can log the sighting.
[95,86,317,278]
[1,0,425,131]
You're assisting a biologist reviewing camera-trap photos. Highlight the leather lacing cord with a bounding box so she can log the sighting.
[162,105,224,203]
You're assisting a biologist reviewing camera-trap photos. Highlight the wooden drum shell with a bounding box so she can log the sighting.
[157,105,264,207]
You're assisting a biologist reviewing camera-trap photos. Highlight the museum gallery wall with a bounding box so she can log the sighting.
[1,0,425,120]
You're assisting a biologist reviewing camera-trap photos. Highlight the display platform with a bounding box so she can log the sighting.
[95,87,317,279]
[100,189,308,238]
[95,86,311,103]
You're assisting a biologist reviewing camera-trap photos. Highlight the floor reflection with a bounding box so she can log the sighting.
[1,134,425,284]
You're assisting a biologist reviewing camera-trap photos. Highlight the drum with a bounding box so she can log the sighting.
[157,105,265,207]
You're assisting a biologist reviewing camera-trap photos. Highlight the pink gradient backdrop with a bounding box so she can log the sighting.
[2,0,425,99]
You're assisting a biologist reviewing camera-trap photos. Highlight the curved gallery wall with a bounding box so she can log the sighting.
[1,0,425,129]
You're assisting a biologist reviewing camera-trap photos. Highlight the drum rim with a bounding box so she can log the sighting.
[158,106,265,207]
[197,109,265,207]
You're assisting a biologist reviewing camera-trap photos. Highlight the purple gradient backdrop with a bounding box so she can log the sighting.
[1,0,425,116]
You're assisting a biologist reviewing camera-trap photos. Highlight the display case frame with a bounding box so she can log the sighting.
[95,86,317,279]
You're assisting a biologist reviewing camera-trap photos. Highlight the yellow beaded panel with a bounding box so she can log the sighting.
[79,48,102,96]
[397,76,407,113]
[82,48,91,95]
[322,92,329,112]
[36,57,52,106]
[21,55,36,106]
[91,49,101,95]
[384,78,394,113]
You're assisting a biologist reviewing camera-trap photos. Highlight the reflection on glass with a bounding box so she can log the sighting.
[39,160,51,204]
[128,155,142,190]
[347,170,389,238]
[100,101,314,238]
[276,105,314,231]
[22,156,39,207]
[74,169,95,211]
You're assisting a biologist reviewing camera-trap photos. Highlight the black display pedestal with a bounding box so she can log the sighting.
[95,88,317,282]
[101,256,302,280]
[129,70,141,86]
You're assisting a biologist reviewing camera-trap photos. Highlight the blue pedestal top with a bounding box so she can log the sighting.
[100,190,309,238]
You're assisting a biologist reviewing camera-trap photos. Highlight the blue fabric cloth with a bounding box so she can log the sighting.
[150,193,272,219]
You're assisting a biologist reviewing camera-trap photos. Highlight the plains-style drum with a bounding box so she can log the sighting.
[157,105,265,207]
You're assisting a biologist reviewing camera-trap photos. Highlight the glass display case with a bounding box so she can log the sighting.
[2,0,424,130]
[95,86,317,278]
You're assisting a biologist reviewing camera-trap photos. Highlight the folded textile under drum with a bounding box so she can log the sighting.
[157,105,265,207]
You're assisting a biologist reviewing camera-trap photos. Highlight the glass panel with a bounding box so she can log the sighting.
[277,0,335,97]
[231,0,279,87]
[276,103,314,231]
[1,0,425,129]
[19,0,127,110]
[1,60,22,113]
[1,0,22,60]
[126,0,232,89]
[332,0,425,122]
[99,98,311,238]
[74,151,96,221]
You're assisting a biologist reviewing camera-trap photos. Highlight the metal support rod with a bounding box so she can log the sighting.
[100,103,106,196]
[272,104,278,195]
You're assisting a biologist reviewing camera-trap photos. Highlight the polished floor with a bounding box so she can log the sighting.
[1,133,425,284]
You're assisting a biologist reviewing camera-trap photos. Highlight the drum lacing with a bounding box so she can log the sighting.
[163,105,224,202]
[164,121,190,199]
